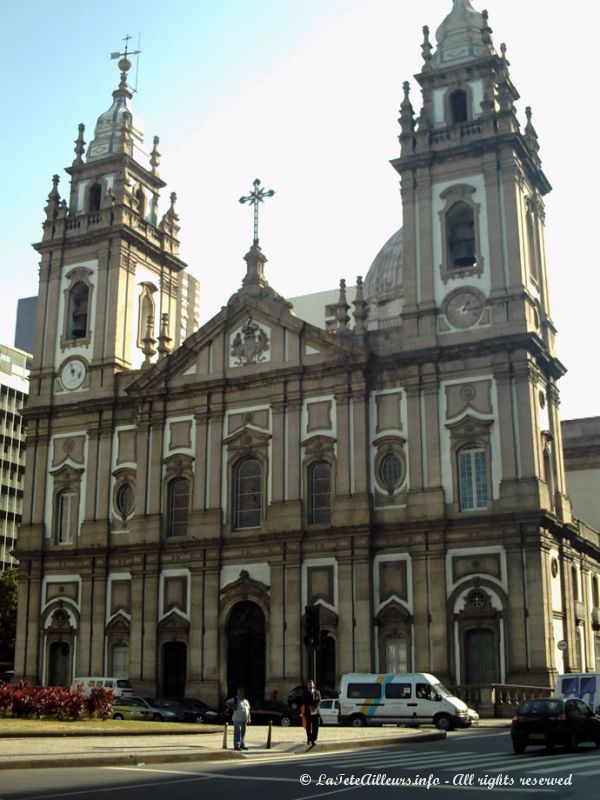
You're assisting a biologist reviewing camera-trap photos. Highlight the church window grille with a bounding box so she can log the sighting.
[308,461,331,524]
[380,453,403,493]
[115,482,134,521]
[167,478,190,537]
[458,446,488,510]
[55,490,77,544]
[447,202,476,268]
[88,183,102,213]
[233,458,262,530]
[66,281,89,340]
[450,90,468,123]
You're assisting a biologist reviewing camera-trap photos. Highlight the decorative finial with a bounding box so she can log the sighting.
[44,175,61,221]
[239,178,275,246]
[481,9,494,48]
[335,279,351,332]
[524,106,540,153]
[157,313,172,359]
[150,136,161,176]
[141,314,156,367]
[73,123,86,167]
[421,25,433,68]
[110,34,141,98]
[500,42,507,61]
[352,276,368,337]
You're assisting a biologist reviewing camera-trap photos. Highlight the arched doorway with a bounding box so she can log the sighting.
[48,641,70,686]
[465,628,496,684]
[162,642,187,697]
[227,601,265,701]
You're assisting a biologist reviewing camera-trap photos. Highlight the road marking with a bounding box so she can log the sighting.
[105,766,299,783]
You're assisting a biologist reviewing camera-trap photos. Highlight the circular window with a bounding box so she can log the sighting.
[539,390,546,409]
[469,590,486,608]
[380,453,403,493]
[115,482,134,520]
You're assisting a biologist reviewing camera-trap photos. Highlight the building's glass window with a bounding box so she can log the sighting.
[167,478,190,536]
[309,461,331,524]
[55,490,77,544]
[66,282,89,340]
[233,458,261,529]
[447,202,476,268]
[458,446,488,510]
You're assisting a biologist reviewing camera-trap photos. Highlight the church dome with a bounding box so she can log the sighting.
[86,57,146,162]
[363,227,403,302]
[432,0,487,67]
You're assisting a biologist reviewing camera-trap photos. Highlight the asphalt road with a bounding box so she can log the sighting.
[0,728,596,799]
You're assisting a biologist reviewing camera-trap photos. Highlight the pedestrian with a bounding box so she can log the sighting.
[301,678,321,747]
[226,686,251,751]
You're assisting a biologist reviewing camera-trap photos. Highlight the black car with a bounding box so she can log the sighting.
[511,697,600,753]
[249,700,301,727]
[287,685,338,709]
[169,697,224,724]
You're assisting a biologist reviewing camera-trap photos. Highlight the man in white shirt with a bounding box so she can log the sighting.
[226,686,251,751]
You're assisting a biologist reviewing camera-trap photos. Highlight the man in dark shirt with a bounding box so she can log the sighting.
[301,678,321,746]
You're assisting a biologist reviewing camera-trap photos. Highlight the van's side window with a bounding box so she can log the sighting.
[385,683,411,699]
[348,683,381,699]
[416,683,436,700]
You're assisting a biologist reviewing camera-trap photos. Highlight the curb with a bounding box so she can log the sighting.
[0,730,446,771]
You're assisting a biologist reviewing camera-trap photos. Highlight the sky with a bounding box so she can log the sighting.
[1,0,598,420]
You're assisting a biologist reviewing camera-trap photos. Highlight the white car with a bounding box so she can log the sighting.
[467,707,479,726]
[319,698,340,725]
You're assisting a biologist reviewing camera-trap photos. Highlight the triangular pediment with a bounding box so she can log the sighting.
[126,293,367,396]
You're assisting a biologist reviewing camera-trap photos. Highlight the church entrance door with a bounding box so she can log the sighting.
[464,628,497,684]
[48,641,70,686]
[227,601,265,701]
[162,641,187,697]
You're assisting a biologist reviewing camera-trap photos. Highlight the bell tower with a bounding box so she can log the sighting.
[30,47,189,402]
[393,0,569,516]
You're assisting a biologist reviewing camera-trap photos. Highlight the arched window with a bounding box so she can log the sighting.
[526,210,539,281]
[233,458,262,529]
[457,446,488,511]
[592,576,600,609]
[55,489,77,544]
[115,482,135,522]
[135,186,146,218]
[88,183,102,213]
[572,566,579,604]
[450,90,468,123]
[66,281,89,340]
[167,478,190,537]
[447,201,476,268]
[308,461,331,524]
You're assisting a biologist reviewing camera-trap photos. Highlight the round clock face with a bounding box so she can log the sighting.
[445,288,484,329]
[60,359,87,391]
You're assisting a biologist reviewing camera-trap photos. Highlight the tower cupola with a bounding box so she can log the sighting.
[86,54,146,162]
[432,0,491,67]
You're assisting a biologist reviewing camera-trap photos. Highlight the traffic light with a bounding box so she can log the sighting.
[304,604,321,649]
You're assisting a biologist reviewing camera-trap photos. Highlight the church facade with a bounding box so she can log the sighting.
[14,1,600,705]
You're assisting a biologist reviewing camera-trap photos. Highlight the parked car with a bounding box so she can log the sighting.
[467,707,480,726]
[511,697,600,753]
[318,698,340,725]
[249,700,301,727]
[134,696,179,722]
[287,685,338,709]
[1,669,14,684]
[111,696,154,721]
[156,698,223,724]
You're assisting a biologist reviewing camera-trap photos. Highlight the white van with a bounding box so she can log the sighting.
[71,676,134,698]
[338,673,470,730]
[557,673,600,713]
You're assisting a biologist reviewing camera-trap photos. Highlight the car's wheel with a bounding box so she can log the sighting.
[280,715,292,727]
[153,713,162,721]
[434,714,453,731]
[513,741,526,755]
[350,715,366,728]
[113,713,124,720]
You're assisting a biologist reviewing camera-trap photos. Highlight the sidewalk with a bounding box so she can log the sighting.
[0,719,510,771]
